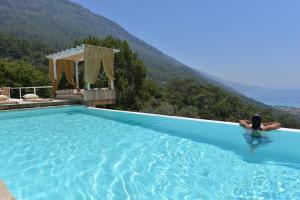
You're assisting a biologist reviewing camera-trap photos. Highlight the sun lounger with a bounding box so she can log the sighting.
[22,93,53,103]
[23,98,54,103]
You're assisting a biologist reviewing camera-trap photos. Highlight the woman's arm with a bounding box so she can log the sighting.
[239,120,252,129]
[262,122,278,126]
[261,122,281,131]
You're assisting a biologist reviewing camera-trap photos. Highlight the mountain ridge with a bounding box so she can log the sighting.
[0,0,218,86]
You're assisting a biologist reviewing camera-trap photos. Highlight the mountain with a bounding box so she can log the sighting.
[0,0,222,86]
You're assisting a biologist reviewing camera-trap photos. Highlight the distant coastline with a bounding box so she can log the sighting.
[274,105,300,119]
[201,72,300,108]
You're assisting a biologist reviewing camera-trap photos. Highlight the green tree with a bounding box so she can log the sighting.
[0,58,49,87]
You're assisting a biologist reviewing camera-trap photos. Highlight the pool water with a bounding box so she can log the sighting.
[0,106,299,199]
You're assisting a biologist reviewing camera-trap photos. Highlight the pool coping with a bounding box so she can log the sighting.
[88,107,300,133]
[1,105,299,133]
[0,179,15,200]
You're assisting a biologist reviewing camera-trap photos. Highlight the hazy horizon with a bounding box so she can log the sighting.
[71,0,299,89]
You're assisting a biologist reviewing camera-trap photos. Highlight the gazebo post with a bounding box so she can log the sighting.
[110,80,114,90]
[75,61,79,88]
[53,59,57,80]
[53,59,57,97]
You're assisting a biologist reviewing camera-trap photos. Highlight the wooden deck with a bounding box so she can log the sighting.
[83,89,115,106]
[55,89,116,107]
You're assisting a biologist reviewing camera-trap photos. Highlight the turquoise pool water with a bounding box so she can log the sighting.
[0,106,299,199]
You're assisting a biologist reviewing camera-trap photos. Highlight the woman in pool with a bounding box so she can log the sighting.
[239,114,281,137]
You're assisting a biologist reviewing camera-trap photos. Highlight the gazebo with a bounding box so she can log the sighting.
[46,44,119,106]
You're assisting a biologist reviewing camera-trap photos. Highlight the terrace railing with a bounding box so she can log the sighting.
[10,86,53,99]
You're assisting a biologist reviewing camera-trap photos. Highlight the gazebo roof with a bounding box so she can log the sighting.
[46,44,85,62]
[46,44,120,62]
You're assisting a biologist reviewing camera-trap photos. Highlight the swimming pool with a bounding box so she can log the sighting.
[0,106,299,199]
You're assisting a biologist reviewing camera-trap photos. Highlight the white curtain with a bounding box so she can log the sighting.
[84,45,114,88]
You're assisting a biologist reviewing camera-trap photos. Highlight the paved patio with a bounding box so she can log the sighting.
[0,180,15,200]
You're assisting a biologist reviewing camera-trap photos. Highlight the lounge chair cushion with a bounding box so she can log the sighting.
[0,95,8,101]
[23,94,39,99]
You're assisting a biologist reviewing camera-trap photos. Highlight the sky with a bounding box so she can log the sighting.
[71,0,300,88]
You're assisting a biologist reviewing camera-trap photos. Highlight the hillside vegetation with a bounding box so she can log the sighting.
[0,59,48,87]
[1,33,298,128]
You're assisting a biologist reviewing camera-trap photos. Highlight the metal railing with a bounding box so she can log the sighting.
[10,86,53,99]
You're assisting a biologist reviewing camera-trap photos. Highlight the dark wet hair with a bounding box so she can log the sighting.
[252,114,262,130]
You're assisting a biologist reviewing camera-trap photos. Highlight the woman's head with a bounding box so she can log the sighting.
[252,114,262,130]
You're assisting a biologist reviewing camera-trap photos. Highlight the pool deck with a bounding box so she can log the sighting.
[0,98,80,110]
[0,180,15,200]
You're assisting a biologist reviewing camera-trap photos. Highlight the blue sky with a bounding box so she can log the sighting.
[71,0,300,88]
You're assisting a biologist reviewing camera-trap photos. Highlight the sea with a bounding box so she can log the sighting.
[242,88,300,107]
